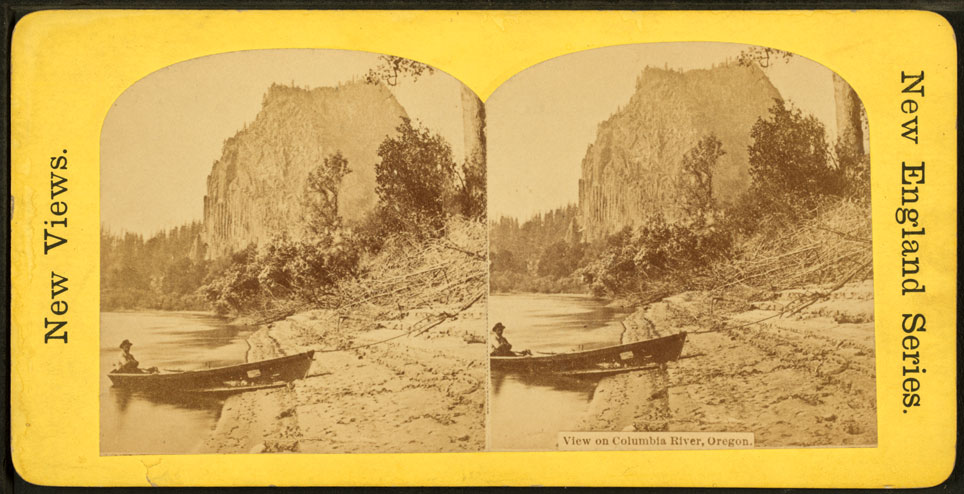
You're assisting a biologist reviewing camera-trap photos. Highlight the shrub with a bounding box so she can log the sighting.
[747,100,840,214]
[375,118,458,234]
[582,216,732,298]
[733,100,858,234]
[200,232,361,315]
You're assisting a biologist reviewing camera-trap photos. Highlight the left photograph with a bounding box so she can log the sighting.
[99,50,488,455]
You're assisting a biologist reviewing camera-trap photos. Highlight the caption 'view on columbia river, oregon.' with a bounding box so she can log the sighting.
[100,49,488,454]
[486,42,875,451]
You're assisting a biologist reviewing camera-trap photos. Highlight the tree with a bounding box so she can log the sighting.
[364,56,485,218]
[256,234,301,300]
[303,151,351,237]
[364,55,435,87]
[160,256,207,295]
[375,117,458,232]
[364,56,486,222]
[202,244,262,314]
[457,152,486,220]
[100,222,210,311]
[592,226,639,295]
[736,47,793,68]
[457,89,487,220]
[832,134,870,201]
[677,135,724,223]
[537,240,586,278]
[490,249,526,273]
[748,100,837,211]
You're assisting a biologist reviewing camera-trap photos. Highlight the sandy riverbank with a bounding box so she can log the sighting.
[198,306,487,454]
[576,279,876,447]
[199,220,488,454]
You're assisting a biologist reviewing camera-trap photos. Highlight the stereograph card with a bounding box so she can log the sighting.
[9,9,958,487]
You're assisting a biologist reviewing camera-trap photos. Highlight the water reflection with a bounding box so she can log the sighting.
[100,311,254,455]
[108,386,225,412]
[488,294,630,451]
[490,370,597,398]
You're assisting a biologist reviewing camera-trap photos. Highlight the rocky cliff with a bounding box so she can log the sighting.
[578,63,782,241]
[200,81,408,258]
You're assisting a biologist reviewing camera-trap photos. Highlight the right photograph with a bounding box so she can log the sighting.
[486,42,874,451]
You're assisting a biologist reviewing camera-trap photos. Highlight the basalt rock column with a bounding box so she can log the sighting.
[200,81,408,259]
[578,63,782,242]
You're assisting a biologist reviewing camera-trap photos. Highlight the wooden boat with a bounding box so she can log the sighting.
[491,332,686,376]
[108,350,315,395]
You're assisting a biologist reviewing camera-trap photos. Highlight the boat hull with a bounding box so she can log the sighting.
[107,350,315,394]
[490,332,686,373]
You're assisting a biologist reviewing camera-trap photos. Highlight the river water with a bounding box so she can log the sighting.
[488,293,632,451]
[100,311,256,455]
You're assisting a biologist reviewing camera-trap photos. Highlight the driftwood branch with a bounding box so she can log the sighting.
[785,258,873,317]
[814,225,872,244]
[316,290,486,353]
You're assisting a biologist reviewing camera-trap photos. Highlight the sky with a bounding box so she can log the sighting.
[100,49,467,237]
[486,42,843,221]
[101,45,850,234]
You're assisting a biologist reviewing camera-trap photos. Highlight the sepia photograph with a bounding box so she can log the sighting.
[99,50,488,455]
[486,43,874,451]
[12,8,959,487]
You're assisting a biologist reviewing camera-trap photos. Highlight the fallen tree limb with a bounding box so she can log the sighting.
[785,258,873,317]
[314,290,487,353]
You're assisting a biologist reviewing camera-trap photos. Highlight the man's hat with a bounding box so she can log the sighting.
[492,322,505,331]
[119,339,133,349]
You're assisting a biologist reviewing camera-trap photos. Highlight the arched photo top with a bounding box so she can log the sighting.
[100,49,484,242]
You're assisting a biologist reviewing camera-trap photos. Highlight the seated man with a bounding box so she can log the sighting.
[490,322,516,356]
[112,339,157,374]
